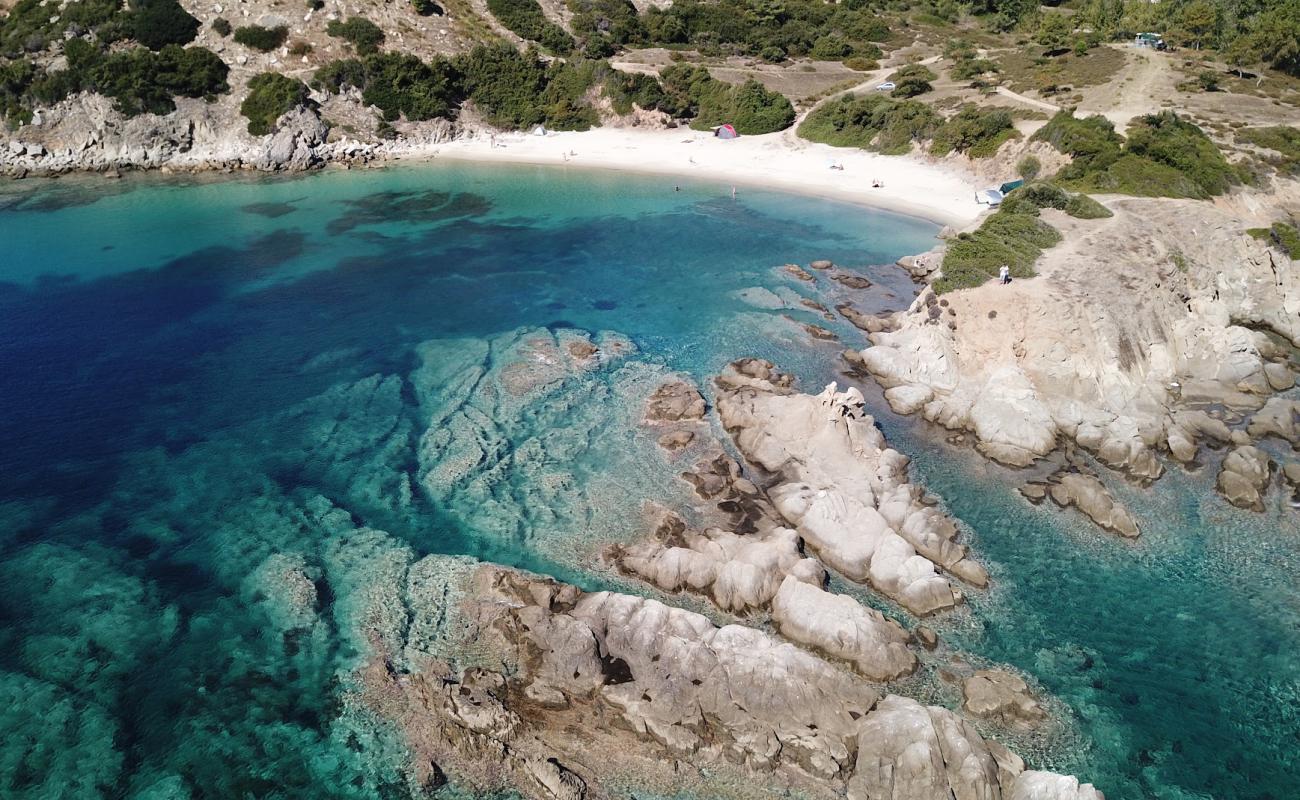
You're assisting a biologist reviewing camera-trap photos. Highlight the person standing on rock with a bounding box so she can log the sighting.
[999,264,1011,285]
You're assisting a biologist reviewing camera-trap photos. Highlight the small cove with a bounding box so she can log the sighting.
[0,162,1296,800]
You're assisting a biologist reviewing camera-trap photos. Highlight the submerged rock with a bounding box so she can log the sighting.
[962,669,1047,726]
[1217,446,1273,511]
[1022,468,1140,538]
[645,379,707,423]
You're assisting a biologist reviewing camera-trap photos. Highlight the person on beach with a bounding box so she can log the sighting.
[999,264,1011,285]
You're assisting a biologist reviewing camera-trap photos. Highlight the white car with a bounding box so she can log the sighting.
[875,81,896,92]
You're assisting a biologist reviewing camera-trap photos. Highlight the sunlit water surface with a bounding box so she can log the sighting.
[0,162,1296,800]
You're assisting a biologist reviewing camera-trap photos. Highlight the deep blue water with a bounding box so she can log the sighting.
[0,163,1297,800]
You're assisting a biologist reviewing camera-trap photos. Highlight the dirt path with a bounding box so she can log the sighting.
[993,86,1060,114]
[1078,46,1171,129]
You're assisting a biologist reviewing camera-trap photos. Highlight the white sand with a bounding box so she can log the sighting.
[410,127,984,227]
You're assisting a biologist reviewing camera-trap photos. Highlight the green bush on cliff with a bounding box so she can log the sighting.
[240,71,309,134]
[1237,126,1300,175]
[131,0,200,50]
[929,104,1016,158]
[658,65,792,133]
[640,0,888,61]
[936,208,1062,294]
[358,52,458,121]
[798,93,939,154]
[1034,110,1240,199]
[326,17,385,55]
[233,24,289,52]
[1249,222,1300,259]
[485,0,573,54]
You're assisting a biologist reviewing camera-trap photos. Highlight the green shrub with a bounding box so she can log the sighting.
[843,56,877,71]
[888,63,935,98]
[486,0,573,54]
[1018,154,1041,179]
[412,0,443,14]
[82,44,228,115]
[326,17,385,55]
[131,0,200,50]
[936,208,1061,293]
[456,43,549,128]
[350,52,457,121]
[950,57,996,80]
[567,0,642,48]
[211,17,232,37]
[240,71,309,134]
[659,66,792,134]
[233,25,288,52]
[1034,109,1236,199]
[798,93,939,154]
[604,67,666,114]
[930,105,1015,157]
[1063,193,1112,218]
[1197,70,1219,91]
[761,46,786,63]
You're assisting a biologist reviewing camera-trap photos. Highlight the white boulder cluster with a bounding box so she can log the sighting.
[713,359,988,615]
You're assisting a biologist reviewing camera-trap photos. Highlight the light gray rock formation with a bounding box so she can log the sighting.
[1217,445,1273,511]
[371,564,1104,800]
[839,304,898,334]
[1246,397,1299,447]
[859,198,1299,480]
[962,669,1047,726]
[608,512,826,614]
[714,360,987,616]
[1021,468,1140,538]
[644,379,708,422]
[770,576,917,681]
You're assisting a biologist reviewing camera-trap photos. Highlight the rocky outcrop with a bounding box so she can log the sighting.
[607,512,826,614]
[1246,397,1300,448]
[714,360,987,616]
[644,379,707,422]
[770,576,916,681]
[1020,468,1140,538]
[1,91,458,175]
[962,669,1047,726]
[1216,445,1273,511]
[367,564,1103,800]
[859,198,1299,482]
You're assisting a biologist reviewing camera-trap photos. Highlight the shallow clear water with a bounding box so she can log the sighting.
[0,163,1296,800]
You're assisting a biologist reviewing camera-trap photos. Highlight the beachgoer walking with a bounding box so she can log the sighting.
[999,264,1011,285]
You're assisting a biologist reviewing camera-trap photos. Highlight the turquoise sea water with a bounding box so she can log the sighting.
[0,163,1297,800]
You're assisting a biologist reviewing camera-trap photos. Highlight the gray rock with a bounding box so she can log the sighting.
[1217,445,1273,511]
[962,669,1047,726]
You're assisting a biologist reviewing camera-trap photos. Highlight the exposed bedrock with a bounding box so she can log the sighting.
[713,359,987,616]
[367,563,1103,800]
[962,669,1048,727]
[1020,467,1140,539]
[856,198,1299,484]
[1216,445,1274,511]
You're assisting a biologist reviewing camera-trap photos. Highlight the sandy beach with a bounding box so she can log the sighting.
[419,126,985,227]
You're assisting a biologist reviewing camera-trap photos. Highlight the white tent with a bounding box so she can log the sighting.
[532,125,548,136]
[975,188,1004,206]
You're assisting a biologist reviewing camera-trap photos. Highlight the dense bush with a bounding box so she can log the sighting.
[641,0,887,61]
[888,63,935,98]
[240,71,309,134]
[930,105,1015,157]
[314,53,457,121]
[486,0,573,54]
[412,0,443,15]
[131,0,200,50]
[455,43,549,128]
[798,93,939,154]
[326,17,385,55]
[233,25,289,52]
[1017,153,1041,179]
[936,208,1061,293]
[1033,109,1237,199]
[659,65,792,134]
[567,0,641,51]
[0,0,124,58]
[603,68,666,115]
[211,17,232,37]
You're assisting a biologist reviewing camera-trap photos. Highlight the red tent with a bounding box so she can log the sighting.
[714,124,739,139]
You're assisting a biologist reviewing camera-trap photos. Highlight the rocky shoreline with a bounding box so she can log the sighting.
[849,194,1300,513]
[0,94,459,178]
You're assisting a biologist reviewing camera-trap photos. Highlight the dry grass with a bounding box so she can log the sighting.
[997,46,1125,95]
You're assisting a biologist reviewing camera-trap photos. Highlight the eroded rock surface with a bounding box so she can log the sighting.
[1021,468,1140,538]
[714,360,987,615]
[858,198,1299,482]
[367,563,1103,800]
[962,669,1047,726]
[1217,445,1273,511]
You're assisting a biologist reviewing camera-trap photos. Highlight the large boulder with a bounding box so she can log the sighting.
[1216,445,1273,511]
